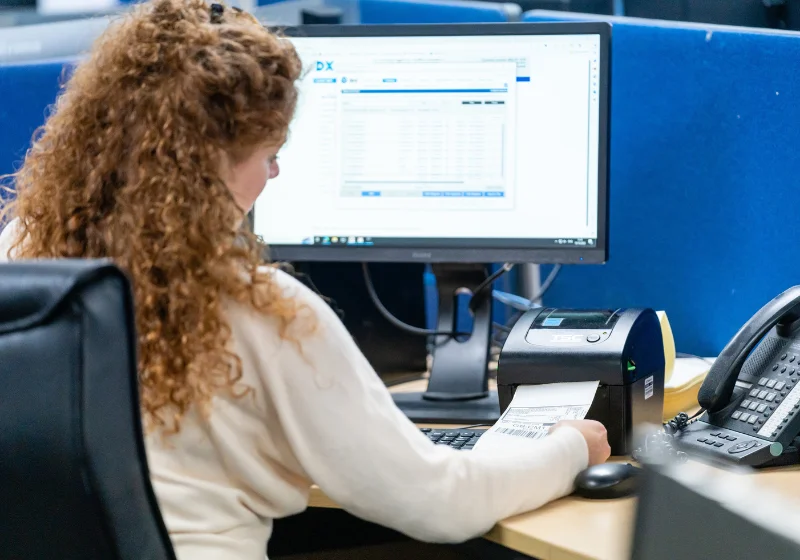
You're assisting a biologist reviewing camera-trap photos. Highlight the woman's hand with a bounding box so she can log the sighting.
[551,420,611,466]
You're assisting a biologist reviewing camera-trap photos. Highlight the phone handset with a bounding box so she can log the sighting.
[698,286,800,414]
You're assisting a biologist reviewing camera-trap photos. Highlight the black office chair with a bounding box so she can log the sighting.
[0,260,176,560]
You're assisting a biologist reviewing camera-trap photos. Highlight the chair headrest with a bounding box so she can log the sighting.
[0,259,126,335]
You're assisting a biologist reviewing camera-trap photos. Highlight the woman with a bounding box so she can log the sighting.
[0,1,610,558]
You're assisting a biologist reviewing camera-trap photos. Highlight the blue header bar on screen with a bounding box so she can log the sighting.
[342,88,508,94]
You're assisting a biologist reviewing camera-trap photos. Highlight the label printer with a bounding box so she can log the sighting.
[497,308,666,455]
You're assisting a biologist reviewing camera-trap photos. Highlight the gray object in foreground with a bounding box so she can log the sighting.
[630,462,800,560]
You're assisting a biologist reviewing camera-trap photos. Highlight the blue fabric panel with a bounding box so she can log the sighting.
[0,61,70,180]
[523,12,800,356]
[360,0,510,24]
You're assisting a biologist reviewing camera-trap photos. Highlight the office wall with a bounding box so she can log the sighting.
[6,9,799,357]
[525,12,800,356]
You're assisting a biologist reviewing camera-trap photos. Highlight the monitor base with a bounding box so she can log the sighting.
[392,391,500,425]
[390,263,500,425]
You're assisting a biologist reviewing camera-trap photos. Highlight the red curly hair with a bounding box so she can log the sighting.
[0,0,304,433]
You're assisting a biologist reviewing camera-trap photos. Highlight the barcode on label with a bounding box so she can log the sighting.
[495,426,550,439]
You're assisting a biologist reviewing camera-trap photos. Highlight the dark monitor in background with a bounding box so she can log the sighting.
[625,0,787,29]
[254,23,610,424]
[484,0,613,15]
[787,0,800,30]
[569,0,615,14]
[301,5,344,25]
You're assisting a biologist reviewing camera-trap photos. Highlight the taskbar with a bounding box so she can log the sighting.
[295,236,598,249]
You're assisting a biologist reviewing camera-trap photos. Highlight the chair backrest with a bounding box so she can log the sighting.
[0,259,175,560]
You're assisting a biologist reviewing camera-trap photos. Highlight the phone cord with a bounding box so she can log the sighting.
[631,411,703,464]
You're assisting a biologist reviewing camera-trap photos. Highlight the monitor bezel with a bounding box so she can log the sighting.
[259,22,610,264]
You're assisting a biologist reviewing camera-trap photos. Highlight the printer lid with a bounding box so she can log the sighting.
[498,307,664,386]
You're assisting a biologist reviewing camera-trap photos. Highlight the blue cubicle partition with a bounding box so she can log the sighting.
[523,11,800,356]
[0,61,70,180]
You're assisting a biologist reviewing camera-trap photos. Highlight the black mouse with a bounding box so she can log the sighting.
[573,463,641,499]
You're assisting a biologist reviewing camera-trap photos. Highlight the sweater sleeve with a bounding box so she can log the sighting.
[0,218,18,263]
[258,271,589,543]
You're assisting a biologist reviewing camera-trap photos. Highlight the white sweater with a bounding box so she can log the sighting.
[0,220,589,560]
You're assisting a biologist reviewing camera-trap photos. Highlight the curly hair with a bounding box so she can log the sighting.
[0,0,305,433]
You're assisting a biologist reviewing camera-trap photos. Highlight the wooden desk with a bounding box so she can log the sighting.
[309,377,636,559]
[309,465,635,560]
[308,377,800,560]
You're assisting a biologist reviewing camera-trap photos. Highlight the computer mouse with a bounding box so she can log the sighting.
[573,463,641,500]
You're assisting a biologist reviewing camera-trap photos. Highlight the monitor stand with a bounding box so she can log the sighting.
[392,263,501,425]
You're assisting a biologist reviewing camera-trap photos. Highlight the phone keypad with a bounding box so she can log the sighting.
[734,360,800,435]
[780,354,798,374]
[738,355,800,439]
[697,432,737,449]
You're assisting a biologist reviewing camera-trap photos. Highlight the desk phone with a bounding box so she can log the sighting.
[674,286,800,467]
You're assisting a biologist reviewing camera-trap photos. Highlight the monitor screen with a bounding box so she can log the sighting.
[253,23,609,263]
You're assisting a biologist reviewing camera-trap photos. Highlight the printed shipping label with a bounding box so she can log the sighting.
[473,381,599,451]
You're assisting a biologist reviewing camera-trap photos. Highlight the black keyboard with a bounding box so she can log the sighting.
[421,428,486,450]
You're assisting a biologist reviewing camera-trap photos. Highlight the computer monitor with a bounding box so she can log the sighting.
[253,22,610,424]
